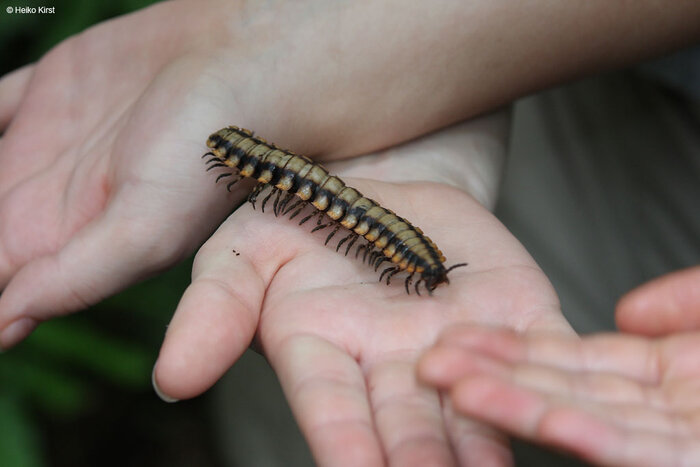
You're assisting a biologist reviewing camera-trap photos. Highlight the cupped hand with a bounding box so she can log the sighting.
[153,116,573,466]
[0,0,245,348]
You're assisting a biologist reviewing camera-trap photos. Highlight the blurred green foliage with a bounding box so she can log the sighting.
[0,1,209,466]
[0,257,195,466]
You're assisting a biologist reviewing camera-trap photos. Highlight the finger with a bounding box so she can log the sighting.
[418,343,508,389]
[450,375,694,467]
[153,223,265,401]
[0,64,34,130]
[0,215,130,348]
[269,334,384,467]
[441,396,513,467]
[422,343,658,415]
[432,326,662,384]
[431,341,687,439]
[368,355,455,466]
[616,266,700,336]
[450,375,550,450]
[538,408,700,467]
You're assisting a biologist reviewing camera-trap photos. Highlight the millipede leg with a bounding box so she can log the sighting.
[368,251,382,266]
[299,210,320,226]
[415,279,422,297]
[272,189,283,216]
[379,266,396,283]
[289,204,307,220]
[311,222,331,233]
[215,172,233,183]
[298,211,314,226]
[273,192,288,216]
[366,251,375,266]
[385,268,401,285]
[336,233,354,253]
[344,235,359,256]
[205,157,221,165]
[248,184,266,209]
[355,244,366,259]
[201,152,215,159]
[416,272,435,295]
[283,199,303,216]
[206,163,226,171]
[373,256,388,271]
[276,192,294,217]
[324,224,341,245]
[362,245,373,263]
[367,250,376,264]
[261,188,278,213]
[404,273,415,295]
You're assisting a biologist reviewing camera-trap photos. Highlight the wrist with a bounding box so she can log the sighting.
[328,109,511,211]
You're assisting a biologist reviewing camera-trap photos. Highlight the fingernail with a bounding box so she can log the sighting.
[152,363,179,403]
[0,317,37,349]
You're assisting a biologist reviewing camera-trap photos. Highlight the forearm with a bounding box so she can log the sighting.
[329,111,511,211]
[212,0,700,158]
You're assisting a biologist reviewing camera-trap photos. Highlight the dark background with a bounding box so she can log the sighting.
[0,1,223,466]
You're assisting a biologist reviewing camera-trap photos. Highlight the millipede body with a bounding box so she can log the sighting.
[203,126,466,295]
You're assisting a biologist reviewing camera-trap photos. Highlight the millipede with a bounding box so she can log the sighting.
[203,126,466,295]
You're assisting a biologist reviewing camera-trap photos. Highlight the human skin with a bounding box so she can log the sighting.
[1,0,699,465]
[418,268,700,467]
[153,114,577,466]
[616,266,700,336]
[2,0,699,347]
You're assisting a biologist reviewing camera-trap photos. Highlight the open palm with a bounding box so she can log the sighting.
[154,140,574,466]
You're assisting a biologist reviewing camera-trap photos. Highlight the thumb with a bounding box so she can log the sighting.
[616,266,700,336]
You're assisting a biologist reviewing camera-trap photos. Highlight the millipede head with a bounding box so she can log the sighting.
[421,262,468,293]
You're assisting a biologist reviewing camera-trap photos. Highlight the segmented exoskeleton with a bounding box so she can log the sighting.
[203,126,466,295]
